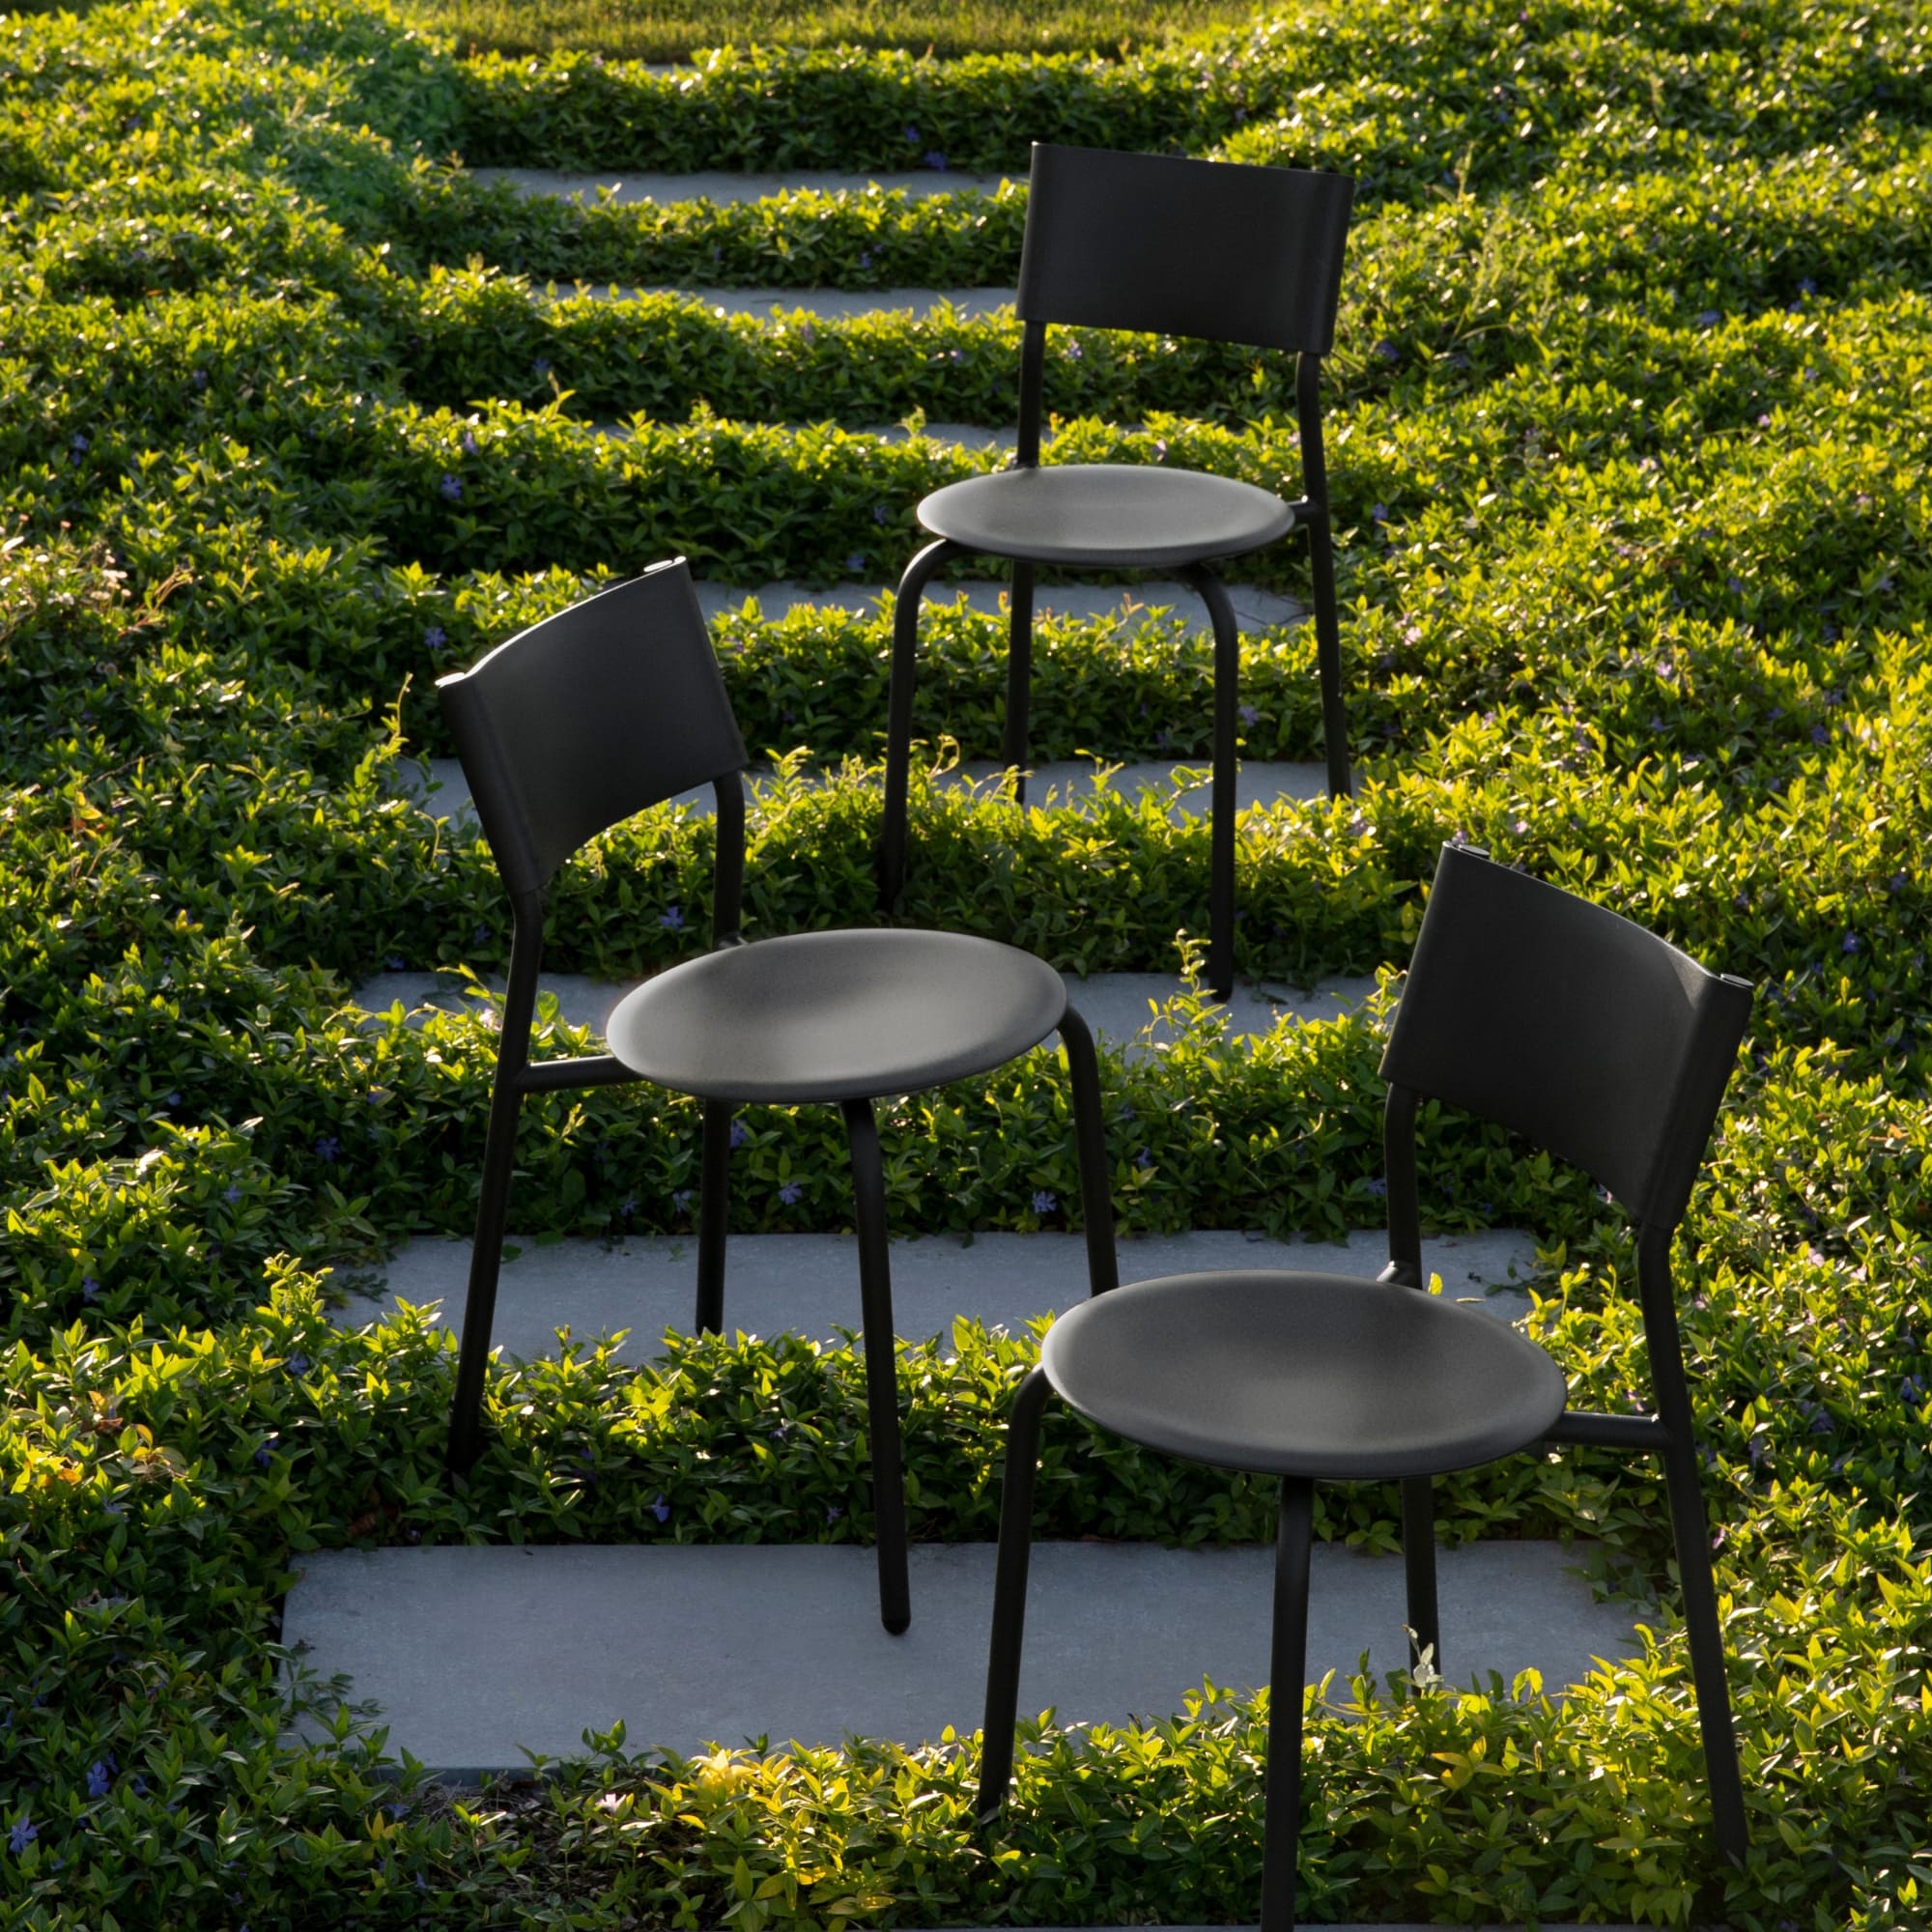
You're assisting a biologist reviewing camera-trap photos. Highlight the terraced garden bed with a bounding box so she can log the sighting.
[1,0,1929,1925]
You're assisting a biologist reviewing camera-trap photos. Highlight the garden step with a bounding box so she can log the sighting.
[594,419,1022,449]
[348,965,1377,1059]
[559,283,1017,320]
[330,1226,1539,1358]
[473,165,1015,205]
[398,748,1323,826]
[282,1538,1642,1777]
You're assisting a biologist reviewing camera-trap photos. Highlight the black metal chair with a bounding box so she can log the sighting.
[436,558,1119,1634]
[978,842,1753,1927]
[877,141,1356,1001]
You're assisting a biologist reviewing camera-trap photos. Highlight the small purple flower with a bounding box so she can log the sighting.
[660,903,684,931]
[1364,1178,1388,1198]
[778,1180,804,1206]
[872,503,890,524]
[923,150,949,171]
[460,429,479,455]
[650,1493,670,1524]
[857,248,873,270]
[729,1120,751,1149]
[846,552,866,573]
[439,473,464,502]
[8,1814,35,1855]
[1811,723,1830,745]
[1901,1375,1927,1407]
[1237,702,1260,728]
[619,1193,637,1218]
[222,1183,242,1206]
[191,368,208,388]
[1798,277,1816,296]
[1031,1189,1057,1216]
[86,1759,113,1800]
[254,1443,272,1468]
[1842,932,1860,953]
[1371,503,1388,523]
[1756,412,1772,427]
[1064,338,1084,360]
[531,356,553,379]
[287,1352,309,1378]
[70,432,90,453]
[315,1134,340,1163]
[1889,871,1909,893]
[425,623,452,660]
[826,1505,843,1523]
[671,1189,694,1212]
[1374,340,1400,363]
[81,1276,100,1303]
[1694,309,1721,327]
[1135,1149,1153,1169]
[902,124,920,143]
[1726,575,1746,593]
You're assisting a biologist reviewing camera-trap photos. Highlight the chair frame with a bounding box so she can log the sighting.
[877,143,1356,1000]
[437,563,1121,1635]
[977,848,1752,1925]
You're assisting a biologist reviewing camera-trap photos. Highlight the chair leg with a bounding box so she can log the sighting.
[694,1097,734,1334]
[1058,1004,1118,1297]
[1660,1431,1749,1864]
[1003,559,1036,806]
[445,1063,523,1476]
[1402,1474,1440,1681]
[978,1362,1054,1823]
[1305,510,1351,799]
[1261,1475,1315,1932]
[841,1097,912,1635]
[1184,566,1240,1002]
[877,537,962,915]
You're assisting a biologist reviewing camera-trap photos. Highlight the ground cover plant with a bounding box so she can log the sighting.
[395,0,1253,61]
[0,0,1930,1925]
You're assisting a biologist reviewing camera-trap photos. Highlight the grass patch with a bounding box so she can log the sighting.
[397,0,1255,60]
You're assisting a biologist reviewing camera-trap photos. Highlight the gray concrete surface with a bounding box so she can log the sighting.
[330,1225,1541,1357]
[346,964,1378,1057]
[475,166,1015,205]
[558,283,1017,320]
[393,750,1325,826]
[283,1539,1641,1776]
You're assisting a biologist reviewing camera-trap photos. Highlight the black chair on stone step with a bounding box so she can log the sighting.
[977,842,1753,1928]
[437,559,1119,1634]
[877,141,1356,1002]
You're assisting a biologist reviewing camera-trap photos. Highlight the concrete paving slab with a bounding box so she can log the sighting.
[557,283,1016,321]
[332,1225,1541,1357]
[346,965,1378,1061]
[283,1539,1641,1776]
[475,166,1015,206]
[393,751,1324,825]
[682,578,1303,634]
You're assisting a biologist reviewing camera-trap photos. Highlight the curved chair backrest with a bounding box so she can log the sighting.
[1016,142,1354,355]
[436,559,747,902]
[1382,844,1753,1233]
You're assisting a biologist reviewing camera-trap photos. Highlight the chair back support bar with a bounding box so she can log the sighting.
[437,559,748,901]
[1382,845,1752,1232]
[1016,143,1354,355]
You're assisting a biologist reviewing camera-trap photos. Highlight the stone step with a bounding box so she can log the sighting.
[331,1226,1539,1357]
[556,283,1016,320]
[473,165,1015,206]
[348,966,1378,1060]
[398,750,1324,827]
[283,1538,1642,1776]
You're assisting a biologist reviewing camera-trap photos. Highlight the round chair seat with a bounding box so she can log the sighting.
[605,927,1068,1105]
[917,464,1295,570]
[1040,1271,1569,1481]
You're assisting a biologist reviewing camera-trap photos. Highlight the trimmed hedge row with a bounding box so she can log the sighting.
[443,5,1932,193]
